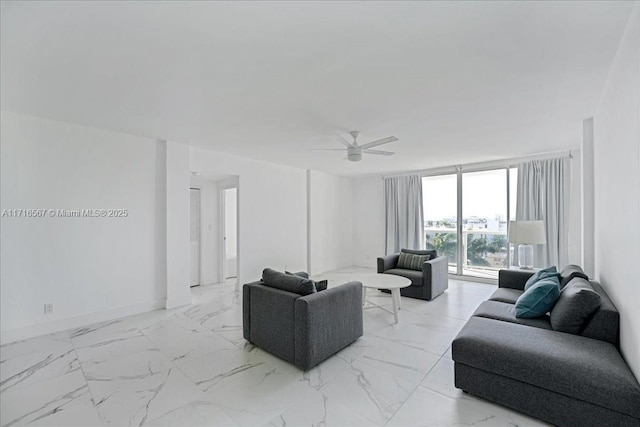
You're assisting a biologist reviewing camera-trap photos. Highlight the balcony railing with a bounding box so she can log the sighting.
[425,227,509,279]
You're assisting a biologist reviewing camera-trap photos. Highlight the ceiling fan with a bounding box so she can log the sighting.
[311,131,398,162]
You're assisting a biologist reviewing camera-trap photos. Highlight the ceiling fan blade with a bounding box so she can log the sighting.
[334,134,354,148]
[364,149,394,156]
[359,136,398,149]
[309,148,346,151]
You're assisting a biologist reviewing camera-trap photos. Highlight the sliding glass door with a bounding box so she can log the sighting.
[422,168,516,279]
[423,174,458,274]
[462,170,508,278]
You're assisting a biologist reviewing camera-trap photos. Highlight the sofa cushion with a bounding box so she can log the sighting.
[488,288,523,304]
[515,277,560,318]
[523,266,560,291]
[285,271,327,292]
[397,252,429,270]
[452,316,640,419]
[473,300,552,330]
[560,264,589,288]
[384,269,423,287]
[401,249,437,258]
[262,268,316,296]
[550,278,601,334]
[285,270,309,279]
[580,281,619,345]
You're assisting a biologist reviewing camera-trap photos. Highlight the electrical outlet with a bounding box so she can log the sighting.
[44,303,53,315]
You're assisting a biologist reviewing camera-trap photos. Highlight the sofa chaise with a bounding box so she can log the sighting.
[452,266,640,427]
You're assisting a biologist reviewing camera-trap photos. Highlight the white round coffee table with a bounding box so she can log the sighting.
[359,273,411,323]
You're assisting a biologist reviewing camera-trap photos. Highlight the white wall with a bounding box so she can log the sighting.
[593,4,640,378]
[308,170,354,274]
[190,148,308,284]
[352,176,386,268]
[190,176,221,285]
[0,111,165,340]
[568,151,583,266]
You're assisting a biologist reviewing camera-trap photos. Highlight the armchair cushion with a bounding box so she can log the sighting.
[384,268,424,287]
[263,268,316,295]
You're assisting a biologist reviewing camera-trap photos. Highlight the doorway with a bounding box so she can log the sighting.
[189,188,201,287]
[222,187,238,281]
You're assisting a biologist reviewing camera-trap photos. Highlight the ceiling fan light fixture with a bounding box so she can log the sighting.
[311,130,397,162]
[347,146,362,162]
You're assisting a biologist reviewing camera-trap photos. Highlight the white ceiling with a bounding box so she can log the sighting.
[0,1,634,176]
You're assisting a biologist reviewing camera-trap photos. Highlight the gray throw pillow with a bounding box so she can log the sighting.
[550,278,601,334]
[397,252,429,271]
[263,268,316,295]
[559,264,589,288]
[285,270,325,291]
[284,270,309,279]
[401,249,437,259]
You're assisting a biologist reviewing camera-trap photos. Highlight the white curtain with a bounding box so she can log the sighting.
[516,157,570,267]
[384,174,425,254]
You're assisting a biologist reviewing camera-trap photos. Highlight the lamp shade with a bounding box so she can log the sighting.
[508,220,546,244]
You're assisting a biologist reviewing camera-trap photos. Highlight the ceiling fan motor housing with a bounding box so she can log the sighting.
[347,146,362,162]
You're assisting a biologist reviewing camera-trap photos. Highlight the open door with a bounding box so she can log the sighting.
[223,187,237,280]
[189,188,201,287]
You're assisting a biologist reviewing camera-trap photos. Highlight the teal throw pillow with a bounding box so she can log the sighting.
[524,266,561,291]
[515,277,561,318]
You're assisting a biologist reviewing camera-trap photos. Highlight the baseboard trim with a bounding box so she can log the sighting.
[0,299,167,345]
[165,295,192,310]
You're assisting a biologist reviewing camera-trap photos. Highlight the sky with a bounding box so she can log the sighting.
[422,169,517,221]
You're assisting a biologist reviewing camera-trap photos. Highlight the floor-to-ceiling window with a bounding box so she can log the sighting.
[422,167,517,279]
[462,170,508,278]
[423,174,458,274]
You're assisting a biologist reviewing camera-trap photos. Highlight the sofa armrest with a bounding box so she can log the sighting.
[423,256,449,297]
[294,281,363,370]
[498,269,534,290]
[243,283,299,363]
[378,254,399,273]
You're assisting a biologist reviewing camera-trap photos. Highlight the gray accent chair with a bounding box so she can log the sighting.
[243,278,363,371]
[452,267,640,427]
[377,249,449,300]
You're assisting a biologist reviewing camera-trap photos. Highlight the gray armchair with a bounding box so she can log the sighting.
[377,249,448,300]
[243,278,363,370]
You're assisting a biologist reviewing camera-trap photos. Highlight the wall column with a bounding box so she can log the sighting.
[581,118,595,277]
[163,140,191,309]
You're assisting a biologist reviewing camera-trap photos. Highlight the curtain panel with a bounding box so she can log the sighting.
[384,174,425,254]
[516,157,570,267]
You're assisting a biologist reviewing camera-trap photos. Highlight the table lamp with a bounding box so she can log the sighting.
[508,220,546,269]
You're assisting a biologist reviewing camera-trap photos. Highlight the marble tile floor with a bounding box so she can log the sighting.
[0,267,550,427]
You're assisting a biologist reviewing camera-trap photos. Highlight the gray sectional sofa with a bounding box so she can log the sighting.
[243,271,363,370]
[452,267,640,427]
